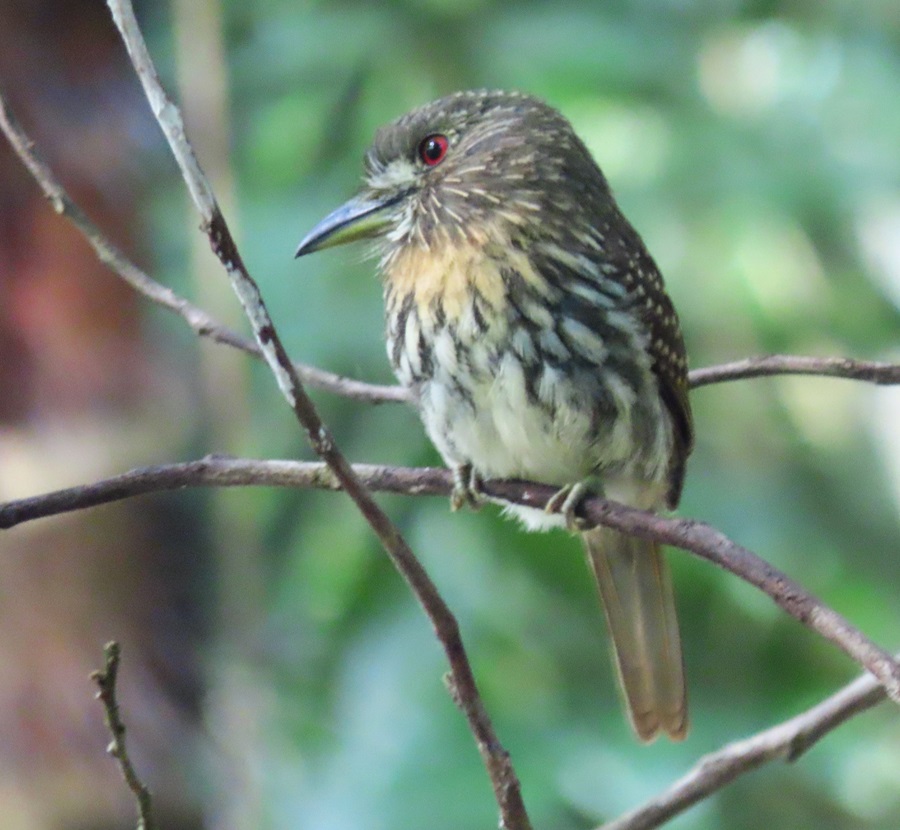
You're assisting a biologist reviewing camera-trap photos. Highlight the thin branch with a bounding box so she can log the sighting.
[689,355,900,388]
[0,457,449,526]
[599,660,891,830]
[559,488,900,706]
[3,456,898,706]
[0,90,406,406]
[1,96,897,410]
[103,3,529,827]
[91,641,157,830]
[2,10,896,828]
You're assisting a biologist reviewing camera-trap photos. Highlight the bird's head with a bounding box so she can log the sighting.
[295,89,613,264]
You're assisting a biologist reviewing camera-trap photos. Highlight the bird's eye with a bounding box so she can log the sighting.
[418,134,449,166]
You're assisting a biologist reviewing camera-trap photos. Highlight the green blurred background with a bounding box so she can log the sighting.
[0,1,898,828]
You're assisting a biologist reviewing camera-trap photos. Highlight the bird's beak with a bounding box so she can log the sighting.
[294,192,402,257]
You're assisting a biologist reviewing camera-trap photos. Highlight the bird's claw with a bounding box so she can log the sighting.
[451,464,483,512]
[545,477,604,532]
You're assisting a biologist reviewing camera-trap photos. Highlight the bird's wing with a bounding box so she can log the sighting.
[607,222,694,508]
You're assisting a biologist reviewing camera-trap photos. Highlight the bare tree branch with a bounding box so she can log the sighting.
[91,642,157,830]
[0,90,407,406]
[102,3,529,827]
[562,490,900,707]
[3,456,898,706]
[689,355,900,388]
[1,97,897,413]
[599,661,891,830]
[0,457,447,526]
[1,7,896,828]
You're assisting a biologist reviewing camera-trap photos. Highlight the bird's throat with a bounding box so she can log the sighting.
[381,225,553,325]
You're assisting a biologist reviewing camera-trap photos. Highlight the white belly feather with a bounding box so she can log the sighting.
[382,241,673,526]
[395,326,670,529]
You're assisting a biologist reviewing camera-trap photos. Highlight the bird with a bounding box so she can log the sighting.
[295,89,694,742]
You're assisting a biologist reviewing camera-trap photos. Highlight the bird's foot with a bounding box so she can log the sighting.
[545,476,605,532]
[450,463,483,512]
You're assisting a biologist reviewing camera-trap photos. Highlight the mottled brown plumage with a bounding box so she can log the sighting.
[296,90,694,741]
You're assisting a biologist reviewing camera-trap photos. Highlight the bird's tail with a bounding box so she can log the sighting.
[582,526,687,741]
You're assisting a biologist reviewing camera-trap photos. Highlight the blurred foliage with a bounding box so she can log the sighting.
[134,0,900,828]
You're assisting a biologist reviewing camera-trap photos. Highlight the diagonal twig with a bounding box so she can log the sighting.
[91,641,157,830]
[2,455,898,706]
[0,90,406,406]
[0,93,896,409]
[4,463,896,829]
[103,2,530,827]
[565,489,900,706]
[599,659,892,830]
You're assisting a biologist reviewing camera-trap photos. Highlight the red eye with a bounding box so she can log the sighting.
[418,134,449,166]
